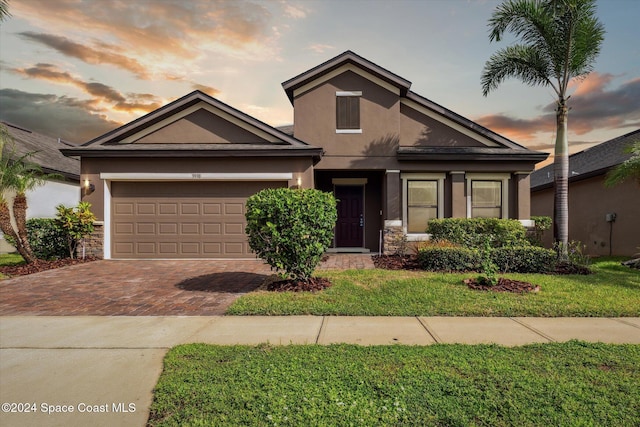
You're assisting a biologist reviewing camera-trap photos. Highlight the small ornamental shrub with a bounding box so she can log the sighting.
[55,202,96,259]
[4,218,69,260]
[427,218,529,248]
[417,247,480,272]
[491,246,557,273]
[245,188,337,282]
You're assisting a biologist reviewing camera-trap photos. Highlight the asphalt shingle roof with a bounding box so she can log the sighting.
[1,121,80,181]
[530,129,640,190]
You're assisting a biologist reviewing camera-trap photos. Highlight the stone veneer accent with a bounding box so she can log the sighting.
[82,222,104,258]
[383,221,405,255]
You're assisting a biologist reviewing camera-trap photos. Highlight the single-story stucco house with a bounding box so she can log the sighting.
[531,129,640,256]
[1,122,80,254]
[61,50,548,259]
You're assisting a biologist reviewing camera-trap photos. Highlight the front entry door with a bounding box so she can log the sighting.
[335,185,364,247]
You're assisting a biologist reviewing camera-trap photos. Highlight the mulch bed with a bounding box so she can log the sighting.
[266,277,332,292]
[464,277,540,293]
[372,254,421,270]
[0,257,99,277]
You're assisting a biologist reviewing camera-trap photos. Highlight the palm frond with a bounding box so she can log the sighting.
[481,45,555,96]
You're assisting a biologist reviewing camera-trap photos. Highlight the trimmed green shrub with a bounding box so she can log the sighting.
[427,218,529,248]
[245,188,337,282]
[417,247,480,272]
[492,246,557,273]
[4,218,69,260]
[528,216,552,246]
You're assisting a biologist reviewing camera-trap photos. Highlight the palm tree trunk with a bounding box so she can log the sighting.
[11,193,36,263]
[553,99,569,259]
[0,199,36,263]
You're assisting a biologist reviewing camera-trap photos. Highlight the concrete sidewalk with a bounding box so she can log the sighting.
[1,316,639,427]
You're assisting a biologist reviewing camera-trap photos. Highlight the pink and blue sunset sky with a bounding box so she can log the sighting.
[0,0,638,163]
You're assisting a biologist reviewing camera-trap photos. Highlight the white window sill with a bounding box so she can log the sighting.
[336,129,362,134]
[406,233,432,242]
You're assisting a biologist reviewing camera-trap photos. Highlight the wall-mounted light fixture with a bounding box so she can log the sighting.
[297,176,302,188]
[83,179,95,196]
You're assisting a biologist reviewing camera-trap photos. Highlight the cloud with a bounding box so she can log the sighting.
[18,32,150,79]
[548,74,640,135]
[282,2,309,19]
[10,63,161,113]
[12,0,281,62]
[0,88,120,143]
[307,44,335,54]
[477,73,640,142]
[191,83,221,97]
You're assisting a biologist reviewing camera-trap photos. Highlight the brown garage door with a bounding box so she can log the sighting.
[111,181,285,259]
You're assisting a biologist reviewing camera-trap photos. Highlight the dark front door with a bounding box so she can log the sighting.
[335,185,364,247]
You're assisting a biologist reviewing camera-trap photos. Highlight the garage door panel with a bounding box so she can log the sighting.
[181,223,200,234]
[181,203,200,215]
[115,203,134,215]
[224,203,244,215]
[115,223,134,234]
[137,223,156,234]
[137,242,157,254]
[111,180,285,258]
[204,203,221,215]
[137,203,156,215]
[159,203,178,215]
[203,223,221,234]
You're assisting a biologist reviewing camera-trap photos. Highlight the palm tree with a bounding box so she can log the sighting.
[481,0,604,258]
[605,139,640,187]
[1,125,58,263]
[0,0,10,22]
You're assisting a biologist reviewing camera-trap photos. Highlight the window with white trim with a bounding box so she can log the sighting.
[465,173,510,219]
[471,181,502,218]
[336,91,362,133]
[407,181,438,233]
[401,173,445,236]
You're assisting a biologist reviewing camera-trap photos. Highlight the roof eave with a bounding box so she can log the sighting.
[60,147,323,161]
[282,50,412,103]
[397,152,550,162]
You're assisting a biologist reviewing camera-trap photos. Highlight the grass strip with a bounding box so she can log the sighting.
[148,342,640,426]
[227,258,640,316]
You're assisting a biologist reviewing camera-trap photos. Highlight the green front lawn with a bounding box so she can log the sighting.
[147,342,640,427]
[228,258,640,316]
[0,253,25,267]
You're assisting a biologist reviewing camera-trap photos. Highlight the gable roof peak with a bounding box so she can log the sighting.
[282,50,412,103]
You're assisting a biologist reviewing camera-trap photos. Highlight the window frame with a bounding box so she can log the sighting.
[336,91,362,133]
[401,173,445,239]
[465,173,510,219]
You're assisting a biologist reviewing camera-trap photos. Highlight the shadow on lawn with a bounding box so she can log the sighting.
[176,272,267,293]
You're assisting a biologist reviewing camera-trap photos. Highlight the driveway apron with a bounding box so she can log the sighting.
[0,259,274,316]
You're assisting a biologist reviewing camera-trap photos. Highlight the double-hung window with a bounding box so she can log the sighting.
[336,91,361,133]
[407,181,438,233]
[465,173,510,219]
[401,173,445,236]
[471,181,502,218]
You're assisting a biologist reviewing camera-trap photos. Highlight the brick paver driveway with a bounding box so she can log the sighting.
[0,260,274,316]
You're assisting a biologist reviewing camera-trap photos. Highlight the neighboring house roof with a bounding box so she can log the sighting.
[530,128,640,190]
[1,121,80,181]
[61,91,323,161]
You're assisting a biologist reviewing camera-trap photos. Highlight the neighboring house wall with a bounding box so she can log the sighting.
[26,180,79,218]
[531,176,640,256]
[0,180,79,254]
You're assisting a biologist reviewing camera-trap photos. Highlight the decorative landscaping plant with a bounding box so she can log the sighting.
[245,188,337,290]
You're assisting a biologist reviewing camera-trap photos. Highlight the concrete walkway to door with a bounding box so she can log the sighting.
[0,255,374,316]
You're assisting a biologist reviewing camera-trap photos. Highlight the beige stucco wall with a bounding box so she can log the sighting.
[531,175,640,256]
